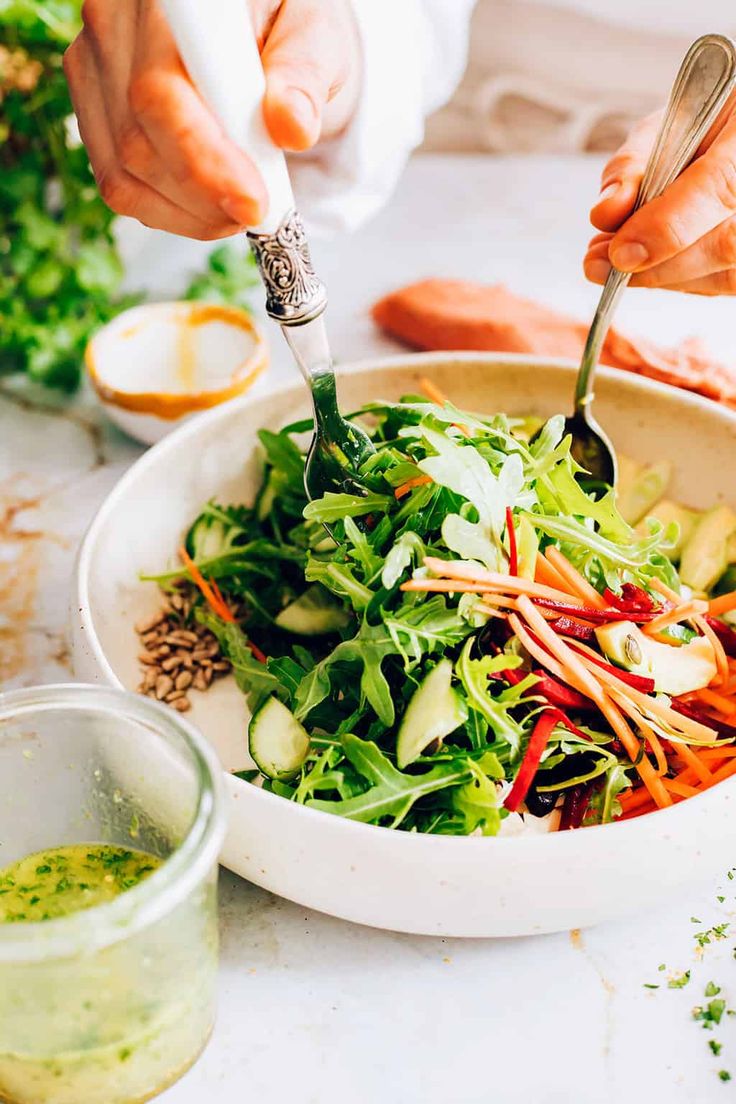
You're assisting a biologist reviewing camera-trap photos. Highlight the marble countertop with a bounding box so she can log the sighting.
[3,155,736,1104]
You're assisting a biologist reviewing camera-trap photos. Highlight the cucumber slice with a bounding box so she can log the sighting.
[640,499,699,562]
[275,585,351,635]
[680,505,736,593]
[396,659,468,769]
[248,696,310,780]
[616,455,672,525]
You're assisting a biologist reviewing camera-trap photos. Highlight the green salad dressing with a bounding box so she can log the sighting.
[0,845,162,924]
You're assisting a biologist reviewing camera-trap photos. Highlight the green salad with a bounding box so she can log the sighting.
[145,394,736,836]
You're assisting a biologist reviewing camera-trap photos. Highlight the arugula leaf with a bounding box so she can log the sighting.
[451,757,504,835]
[306,735,473,825]
[197,613,282,711]
[303,492,392,524]
[456,641,530,754]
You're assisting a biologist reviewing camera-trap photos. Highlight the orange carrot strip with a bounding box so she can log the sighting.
[421,557,587,604]
[508,613,583,690]
[650,577,683,604]
[534,553,571,592]
[394,474,432,500]
[515,596,671,807]
[640,718,668,777]
[570,639,720,744]
[705,757,736,786]
[709,591,736,617]
[178,546,267,664]
[179,545,235,623]
[696,688,736,717]
[694,614,729,687]
[673,742,713,784]
[544,547,607,610]
[644,599,708,635]
[662,778,700,798]
[419,377,450,406]
[418,377,470,437]
[619,788,654,812]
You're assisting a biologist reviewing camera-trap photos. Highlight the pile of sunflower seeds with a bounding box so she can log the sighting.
[135,587,231,712]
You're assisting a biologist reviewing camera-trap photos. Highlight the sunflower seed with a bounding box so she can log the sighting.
[175,670,193,690]
[172,697,191,712]
[155,675,174,700]
[135,610,167,634]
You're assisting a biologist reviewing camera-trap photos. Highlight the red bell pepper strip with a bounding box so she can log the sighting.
[549,616,596,643]
[505,709,560,813]
[531,671,594,711]
[533,598,659,624]
[559,780,596,831]
[671,700,736,739]
[704,615,736,658]
[505,506,518,576]
[568,643,655,693]
[603,583,657,614]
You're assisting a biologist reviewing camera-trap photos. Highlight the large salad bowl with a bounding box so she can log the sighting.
[72,354,736,936]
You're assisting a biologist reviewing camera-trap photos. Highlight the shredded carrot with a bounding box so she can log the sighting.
[418,377,470,437]
[639,718,669,777]
[534,553,571,592]
[673,742,713,785]
[645,599,708,635]
[394,474,432,500]
[704,756,736,787]
[709,591,736,617]
[178,545,267,664]
[662,778,700,798]
[694,614,729,687]
[515,595,671,807]
[544,547,607,610]
[649,577,682,605]
[508,613,583,691]
[696,687,736,717]
[698,747,736,760]
[619,788,654,812]
[419,377,450,406]
[420,557,587,604]
[179,546,235,623]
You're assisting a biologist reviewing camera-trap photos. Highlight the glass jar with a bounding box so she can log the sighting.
[0,684,226,1104]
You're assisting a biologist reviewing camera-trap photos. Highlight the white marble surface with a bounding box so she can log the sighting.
[3,155,736,1103]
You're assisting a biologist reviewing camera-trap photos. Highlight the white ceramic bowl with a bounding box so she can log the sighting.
[86,300,267,445]
[72,353,736,936]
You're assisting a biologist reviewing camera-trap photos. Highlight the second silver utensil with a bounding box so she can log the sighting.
[562,33,736,486]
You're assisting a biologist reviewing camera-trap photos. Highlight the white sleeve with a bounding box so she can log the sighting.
[286,0,476,238]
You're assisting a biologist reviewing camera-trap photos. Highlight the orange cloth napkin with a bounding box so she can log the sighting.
[372,279,736,410]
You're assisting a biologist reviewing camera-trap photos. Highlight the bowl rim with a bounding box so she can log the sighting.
[75,350,736,850]
[85,299,268,420]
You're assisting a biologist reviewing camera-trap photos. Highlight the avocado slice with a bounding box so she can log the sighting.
[640,499,699,562]
[679,506,736,594]
[616,455,672,526]
[595,621,717,696]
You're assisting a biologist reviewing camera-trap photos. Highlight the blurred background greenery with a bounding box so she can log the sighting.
[0,0,256,391]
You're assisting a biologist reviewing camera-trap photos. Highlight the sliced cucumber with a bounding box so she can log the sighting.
[248,696,310,780]
[640,499,699,562]
[275,585,351,636]
[680,505,736,593]
[187,516,229,560]
[595,621,716,696]
[615,455,672,525]
[396,659,468,769]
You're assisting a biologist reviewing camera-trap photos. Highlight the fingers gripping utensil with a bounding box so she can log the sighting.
[557,33,736,486]
[161,0,375,511]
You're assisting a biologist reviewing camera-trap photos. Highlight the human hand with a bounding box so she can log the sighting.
[64,0,361,239]
[584,101,736,295]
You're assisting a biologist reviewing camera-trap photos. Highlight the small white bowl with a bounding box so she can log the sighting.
[86,301,268,445]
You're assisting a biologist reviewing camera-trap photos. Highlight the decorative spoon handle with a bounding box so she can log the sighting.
[574,33,736,414]
[160,0,327,325]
